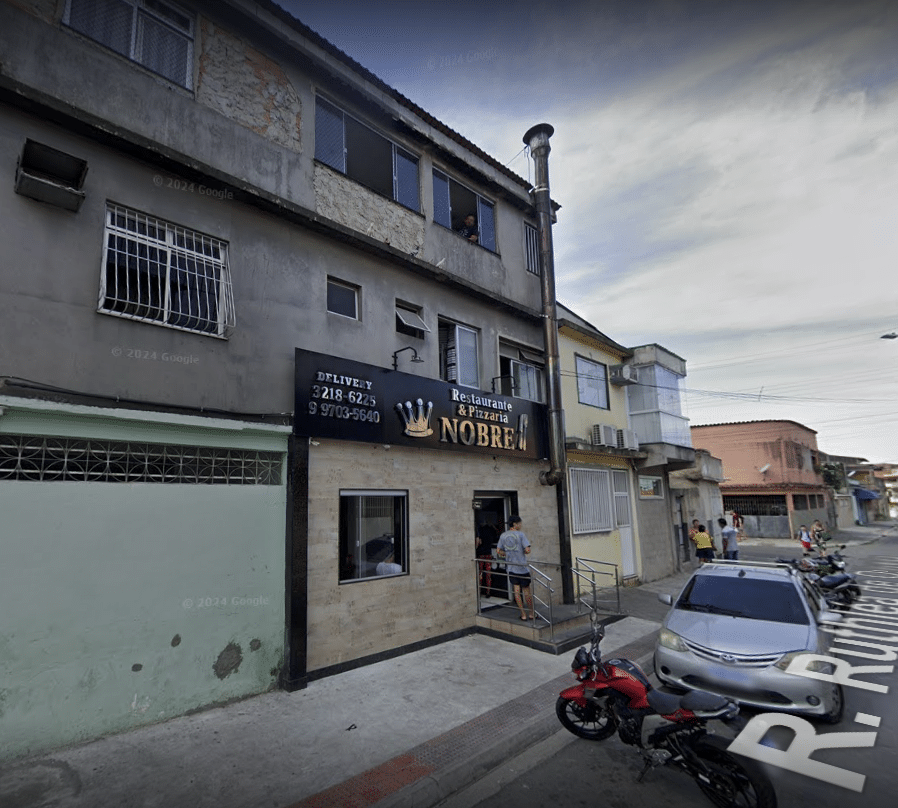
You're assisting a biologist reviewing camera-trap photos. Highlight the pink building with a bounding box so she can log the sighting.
[690,421,829,538]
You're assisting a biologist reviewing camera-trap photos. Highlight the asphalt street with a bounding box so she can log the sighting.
[446,534,898,808]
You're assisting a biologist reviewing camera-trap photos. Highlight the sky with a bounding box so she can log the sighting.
[274,0,898,463]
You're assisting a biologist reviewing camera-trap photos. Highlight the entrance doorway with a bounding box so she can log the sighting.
[473,492,515,604]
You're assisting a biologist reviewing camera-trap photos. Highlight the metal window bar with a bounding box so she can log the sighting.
[0,434,282,484]
[524,222,540,274]
[100,204,234,336]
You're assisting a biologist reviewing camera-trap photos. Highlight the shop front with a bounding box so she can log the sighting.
[288,349,558,682]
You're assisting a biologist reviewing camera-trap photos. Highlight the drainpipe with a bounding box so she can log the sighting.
[524,123,573,604]
[524,124,565,488]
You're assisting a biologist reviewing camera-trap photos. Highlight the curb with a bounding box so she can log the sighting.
[369,633,659,808]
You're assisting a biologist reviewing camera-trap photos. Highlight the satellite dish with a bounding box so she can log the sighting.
[759,464,771,474]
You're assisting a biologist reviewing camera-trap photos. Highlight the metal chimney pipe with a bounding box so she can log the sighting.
[524,123,565,487]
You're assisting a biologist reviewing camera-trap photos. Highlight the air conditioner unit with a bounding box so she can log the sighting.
[591,424,617,447]
[610,364,639,386]
[624,429,640,450]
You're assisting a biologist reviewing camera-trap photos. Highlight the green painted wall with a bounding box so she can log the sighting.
[0,405,288,761]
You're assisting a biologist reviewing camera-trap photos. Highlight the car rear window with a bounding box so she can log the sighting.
[676,574,809,625]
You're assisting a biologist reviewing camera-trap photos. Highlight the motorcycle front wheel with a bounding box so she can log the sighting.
[554,695,616,740]
[691,736,777,808]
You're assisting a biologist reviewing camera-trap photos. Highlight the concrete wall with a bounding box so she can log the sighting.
[691,421,823,488]
[0,109,543,416]
[305,440,559,672]
[0,401,288,761]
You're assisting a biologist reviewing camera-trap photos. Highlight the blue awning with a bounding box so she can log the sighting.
[853,487,880,500]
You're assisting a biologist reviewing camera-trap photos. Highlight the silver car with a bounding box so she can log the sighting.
[653,561,844,723]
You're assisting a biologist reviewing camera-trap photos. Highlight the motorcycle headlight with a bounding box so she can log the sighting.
[773,651,835,673]
[659,628,688,652]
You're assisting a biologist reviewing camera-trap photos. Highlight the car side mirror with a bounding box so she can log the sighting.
[658,593,673,606]
[820,611,843,624]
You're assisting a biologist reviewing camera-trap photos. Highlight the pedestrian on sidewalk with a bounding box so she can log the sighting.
[690,524,716,563]
[497,515,535,621]
[718,517,739,560]
[796,524,813,554]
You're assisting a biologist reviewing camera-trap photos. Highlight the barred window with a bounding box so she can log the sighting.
[65,0,194,89]
[0,435,282,484]
[524,222,540,275]
[570,468,613,533]
[99,203,235,337]
[723,495,788,516]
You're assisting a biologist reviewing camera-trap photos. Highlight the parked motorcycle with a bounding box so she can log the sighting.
[556,615,776,807]
[776,555,862,608]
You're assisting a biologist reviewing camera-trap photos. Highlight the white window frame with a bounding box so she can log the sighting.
[576,355,609,409]
[327,277,359,320]
[439,320,479,388]
[570,468,613,533]
[64,0,195,89]
[524,222,540,275]
[314,96,420,212]
[99,203,234,337]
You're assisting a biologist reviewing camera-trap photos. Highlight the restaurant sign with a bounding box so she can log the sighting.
[294,349,548,460]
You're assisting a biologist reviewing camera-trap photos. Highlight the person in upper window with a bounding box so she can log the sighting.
[457,214,478,243]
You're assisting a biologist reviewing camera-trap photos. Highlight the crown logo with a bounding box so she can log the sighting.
[396,398,433,437]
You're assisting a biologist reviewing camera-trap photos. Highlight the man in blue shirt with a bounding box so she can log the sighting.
[497,515,534,621]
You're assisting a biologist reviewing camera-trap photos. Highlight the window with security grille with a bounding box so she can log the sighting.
[314,97,420,211]
[524,222,540,274]
[65,0,194,89]
[339,491,408,582]
[723,494,789,516]
[0,434,281,484]
[432,169,497,252]
[100,203,235,337]
[570,468,613,533]
[439,320,479,388]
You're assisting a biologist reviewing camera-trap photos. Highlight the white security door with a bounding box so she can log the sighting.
[612,470,636,577]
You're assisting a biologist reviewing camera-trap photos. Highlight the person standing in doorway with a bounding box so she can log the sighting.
[497,515,534,621]
[476,517,498,596]
[718,517,739,560]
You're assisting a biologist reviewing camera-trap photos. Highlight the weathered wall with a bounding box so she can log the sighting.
[196,19,302,153]
[0,404,288,762]
[691,421,823,488]
[314,163,424,255]
[305,440,558,672]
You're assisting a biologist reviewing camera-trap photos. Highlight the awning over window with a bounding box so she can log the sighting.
[852,487,880,500]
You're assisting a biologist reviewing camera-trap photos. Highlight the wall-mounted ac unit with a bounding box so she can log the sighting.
[610,364,639,386]
[592,424,618,447]
[617,428,640,450]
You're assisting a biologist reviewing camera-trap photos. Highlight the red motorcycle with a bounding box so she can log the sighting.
[556,617,776,808]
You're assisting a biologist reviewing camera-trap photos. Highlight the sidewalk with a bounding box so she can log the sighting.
[1,522,891,808]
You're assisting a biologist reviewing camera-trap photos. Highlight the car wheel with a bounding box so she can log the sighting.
[819,683,844,724]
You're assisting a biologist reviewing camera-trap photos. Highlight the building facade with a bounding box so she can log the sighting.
[0,0,560,760]
[556,306,643,590]
[690,420,828,539]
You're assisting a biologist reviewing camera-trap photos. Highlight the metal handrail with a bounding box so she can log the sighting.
[573,556,621,614]
[473,557,558,639]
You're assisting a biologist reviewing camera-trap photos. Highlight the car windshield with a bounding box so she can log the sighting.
[676,574,809,625]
